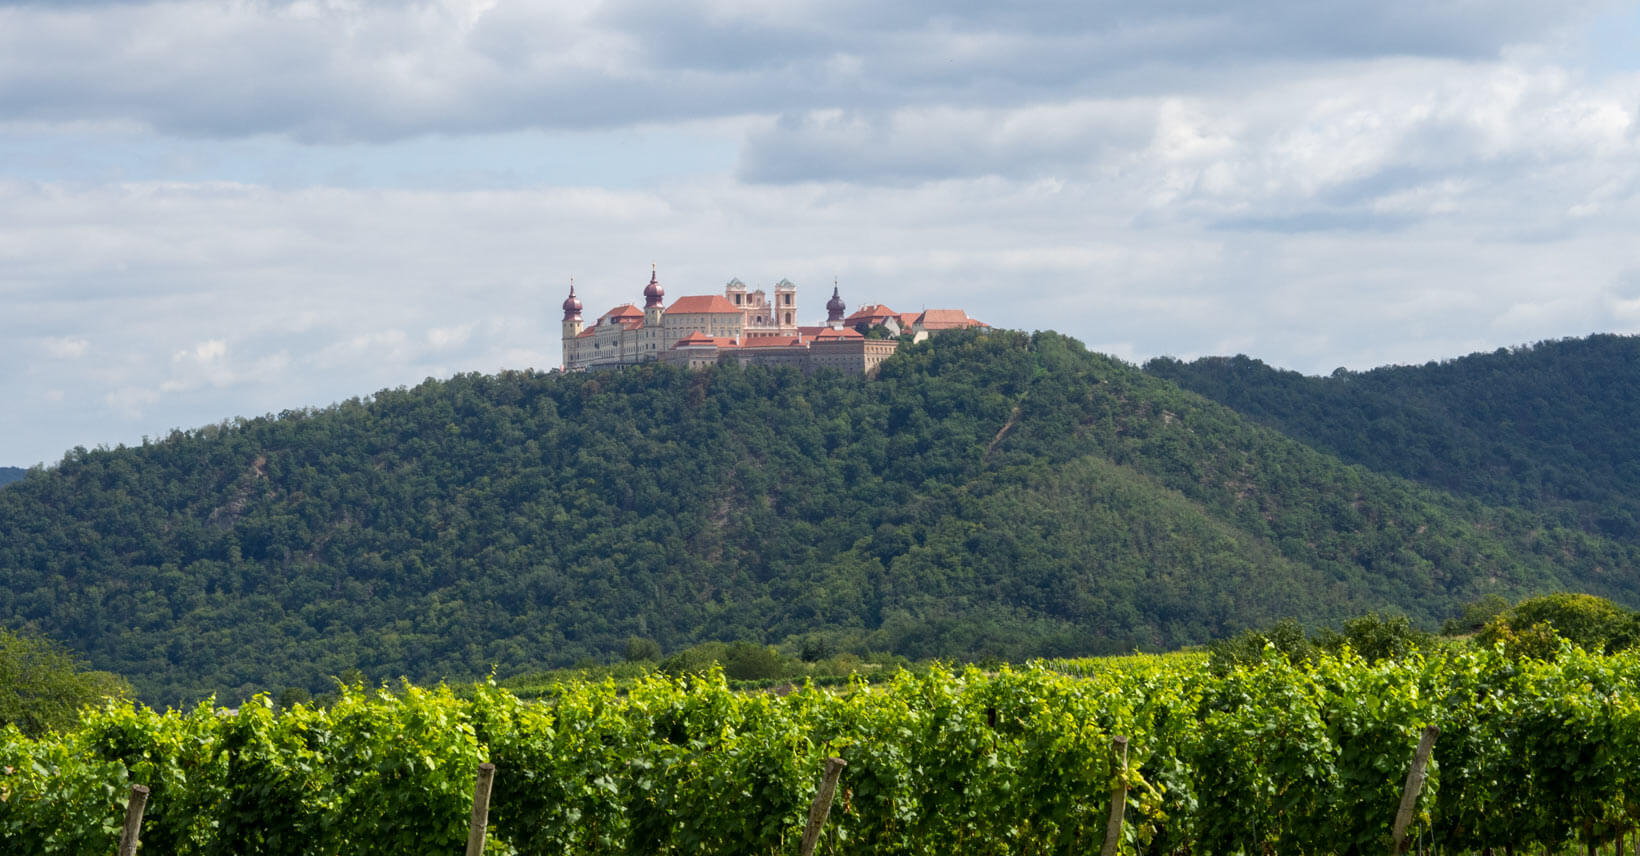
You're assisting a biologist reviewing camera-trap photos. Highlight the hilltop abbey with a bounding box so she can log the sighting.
[560,268,984,375]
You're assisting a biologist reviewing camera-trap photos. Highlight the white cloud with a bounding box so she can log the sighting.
[314,330,415,370]
[41,336,89,358]
[427,323,475,349]
[173,338,227,365]
[160,339,230,392]
[104,384,160,419]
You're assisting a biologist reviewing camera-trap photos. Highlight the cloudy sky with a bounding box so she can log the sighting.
[4,0,1640,466]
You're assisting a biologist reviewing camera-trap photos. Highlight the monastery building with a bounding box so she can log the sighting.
[561,268,985,375]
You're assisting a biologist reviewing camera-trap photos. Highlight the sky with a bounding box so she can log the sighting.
[3,0,1640,467]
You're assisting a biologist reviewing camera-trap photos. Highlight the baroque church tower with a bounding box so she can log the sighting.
[826,285,846,329]
[774,278,798,329]
[561,281,583,370]
[642,265,666,356]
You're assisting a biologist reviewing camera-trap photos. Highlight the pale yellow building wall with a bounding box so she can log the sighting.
[663,312,743,345]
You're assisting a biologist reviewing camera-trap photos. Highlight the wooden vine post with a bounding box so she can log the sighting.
[465,762,497,856]
[1102,736,1130,856]
[800,757,847,856]
[116,783,150,856]
[1390,725,1441,856]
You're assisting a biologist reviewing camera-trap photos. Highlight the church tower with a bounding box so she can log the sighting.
[561,281,584,369]
[826,284,846,329]
[724,277,748,308]
[774,278,798,330]
[642,265,666,357]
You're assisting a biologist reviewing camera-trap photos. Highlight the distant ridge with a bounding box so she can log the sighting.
[3,330,1637,704]
[0,467,24,488]
[1146,334,1640,541]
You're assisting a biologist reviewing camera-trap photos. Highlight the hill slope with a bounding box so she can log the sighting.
[2,331,1634,703]
[1146,335,1640,538]
[0,467,24,488]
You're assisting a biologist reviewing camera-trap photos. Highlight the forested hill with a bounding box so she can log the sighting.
[0,467,25,487]
[3,330,1636,704]
[1145,335,1640,539]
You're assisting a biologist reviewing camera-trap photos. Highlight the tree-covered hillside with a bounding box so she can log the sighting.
[1146,335,1640,539]
[2,331,1634,704]
[0,467,25,488]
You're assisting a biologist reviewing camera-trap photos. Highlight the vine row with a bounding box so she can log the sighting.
[5,645,1639,855]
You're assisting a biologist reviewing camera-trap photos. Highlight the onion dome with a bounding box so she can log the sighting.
[825,285,846,322]
[562,283,583,321]
[644,265,664,308]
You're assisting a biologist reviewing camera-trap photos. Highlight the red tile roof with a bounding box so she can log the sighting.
[812,327,865,341]
[915,309,985,330]
[845,303,899,323]
[673,331,739,348]
[740,336,803,348]
[602,303,643,319]
[665,295,741,315]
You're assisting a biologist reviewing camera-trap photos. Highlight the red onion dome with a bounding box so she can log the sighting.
[562,284,583,320]
[644,268,664,307]
[825,286,845,321]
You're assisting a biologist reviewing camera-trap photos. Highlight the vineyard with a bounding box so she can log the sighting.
[5,645,1640,855]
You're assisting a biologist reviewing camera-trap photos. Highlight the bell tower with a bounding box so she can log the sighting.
[561,279,584,369]
[774,278,798,330]
[643,264,666,357]
[826,283,846,329]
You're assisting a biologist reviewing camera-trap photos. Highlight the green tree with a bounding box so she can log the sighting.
[0,628,131,736]
[1207,619,1317,674]
[721,641,785,680]
[1442,594,1511,635]
[1477,593,1637,655]
[623,636,662,663]
[1323,613,1432,662]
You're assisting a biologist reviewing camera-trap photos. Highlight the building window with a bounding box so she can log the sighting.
[784,294,792,305]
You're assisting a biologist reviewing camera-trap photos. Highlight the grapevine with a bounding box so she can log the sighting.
[5,647,1640,854]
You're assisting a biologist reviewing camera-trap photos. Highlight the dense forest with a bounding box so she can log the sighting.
[3,330,1638,704]
[0,467,24,488]
[1146,335,1640,539]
